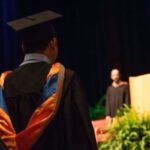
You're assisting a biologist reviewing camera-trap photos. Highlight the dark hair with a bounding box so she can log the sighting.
[21,22,57,54]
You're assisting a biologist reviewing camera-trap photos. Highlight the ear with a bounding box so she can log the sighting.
[49,37,58,50]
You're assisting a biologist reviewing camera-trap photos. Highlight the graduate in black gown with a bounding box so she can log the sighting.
[106,69,130,118]
[0,11,97,150]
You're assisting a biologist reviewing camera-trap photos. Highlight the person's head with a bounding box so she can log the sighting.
[110,69,121,83]
[7,10,62,63]
[21,22,58,63]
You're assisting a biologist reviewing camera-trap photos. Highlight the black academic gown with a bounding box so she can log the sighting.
[106,84,130,117]
[3,62,97,150]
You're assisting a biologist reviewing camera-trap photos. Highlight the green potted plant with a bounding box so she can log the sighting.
[99,105,150,150]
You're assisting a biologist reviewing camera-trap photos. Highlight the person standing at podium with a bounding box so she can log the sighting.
[105,69,130,118]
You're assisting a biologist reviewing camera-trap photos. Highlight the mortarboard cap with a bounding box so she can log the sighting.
[7,10,62,54]
[7,10,62,31]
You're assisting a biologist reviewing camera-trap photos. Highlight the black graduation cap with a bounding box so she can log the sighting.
[7,10,62,53]
[7,10,62,31]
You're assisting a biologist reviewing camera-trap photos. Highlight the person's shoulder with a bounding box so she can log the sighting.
[65,68,75,77]
[62,68,79,96]
[121,81,129,87]
[106,84,113,92]
[64,68,77,83]
[120,81,129,89]
[121,81,128,85]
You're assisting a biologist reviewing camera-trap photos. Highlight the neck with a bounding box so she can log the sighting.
[112,80,121,87]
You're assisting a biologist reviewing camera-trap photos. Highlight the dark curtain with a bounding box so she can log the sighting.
[0,0,22,71]
[0,0,150,105]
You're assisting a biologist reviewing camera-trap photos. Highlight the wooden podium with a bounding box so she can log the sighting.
[129,74,150,114]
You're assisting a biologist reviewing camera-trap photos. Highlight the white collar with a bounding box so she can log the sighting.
[20,53,50,66]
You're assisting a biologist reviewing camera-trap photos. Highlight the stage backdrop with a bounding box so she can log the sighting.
[0,0,150,105]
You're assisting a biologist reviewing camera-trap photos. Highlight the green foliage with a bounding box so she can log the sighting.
[89,95,106,120]
[99,105,150,150]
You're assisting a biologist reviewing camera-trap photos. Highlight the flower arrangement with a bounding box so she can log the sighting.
[98,105,150,150]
